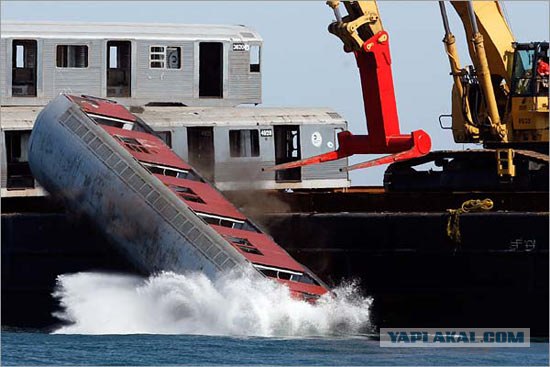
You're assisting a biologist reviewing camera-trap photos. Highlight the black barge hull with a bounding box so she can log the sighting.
[2,190,548,336]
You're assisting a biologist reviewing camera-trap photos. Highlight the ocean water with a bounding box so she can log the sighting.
[2,271,549,366]
[3,332,549,366]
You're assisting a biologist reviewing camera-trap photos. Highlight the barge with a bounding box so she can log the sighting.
[1,20,548,336]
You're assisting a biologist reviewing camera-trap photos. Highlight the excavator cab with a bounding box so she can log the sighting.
[510,42,549,144]
[511,42,549,97]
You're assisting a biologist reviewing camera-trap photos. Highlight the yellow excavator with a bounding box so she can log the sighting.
[439,2,548,176]
[269,0,548,191]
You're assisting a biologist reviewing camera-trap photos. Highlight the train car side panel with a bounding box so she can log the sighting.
[46,39,102,98]
[134,40,194,102]
[212,126,275,186]
[300,124,348,181]
[227,42,261,104]
[0,38,7,99]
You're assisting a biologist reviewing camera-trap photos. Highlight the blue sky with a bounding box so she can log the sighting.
[2,1,549,185]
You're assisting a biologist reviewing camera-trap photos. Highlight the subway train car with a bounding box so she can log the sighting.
[1,21,262,107]
[138,106,349,190]
[27,94,330,300]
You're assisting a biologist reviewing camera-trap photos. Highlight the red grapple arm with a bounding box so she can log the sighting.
[264,31,431,173]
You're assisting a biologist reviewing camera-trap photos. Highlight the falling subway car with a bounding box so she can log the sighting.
[28,94,329,300]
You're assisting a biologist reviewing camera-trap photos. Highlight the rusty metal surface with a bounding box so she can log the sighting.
[515,149,550,163]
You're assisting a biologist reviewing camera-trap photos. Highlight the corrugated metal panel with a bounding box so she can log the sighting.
[213,126,275,159]
[140,106,347,126]
[134,40,194,101]
[299,125,348,180]
[0,130,6,188]
[211,126,274,182]
[227,45,261,102]
[170,127,188,161]
[214,160,275,182]
[302,158,348,180]
[47,39,102,97]
[0,38,7,100]
[300,125,340,155]
[41,39,55,99]
[0,107,41,130]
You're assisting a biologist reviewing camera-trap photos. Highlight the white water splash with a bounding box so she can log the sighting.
[52,270,372,336]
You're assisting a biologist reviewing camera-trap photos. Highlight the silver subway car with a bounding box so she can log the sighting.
[1,21,262,107]
[138,106,350,190]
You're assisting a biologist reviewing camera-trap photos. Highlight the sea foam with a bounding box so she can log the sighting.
[52,270,371,336]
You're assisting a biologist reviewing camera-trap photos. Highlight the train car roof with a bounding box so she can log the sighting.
[0,106,42,130]
[0,21,262,42]
[0,106,347,130]
[136,106,347,127]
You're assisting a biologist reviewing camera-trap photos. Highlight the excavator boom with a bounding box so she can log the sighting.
[451,1,515,86]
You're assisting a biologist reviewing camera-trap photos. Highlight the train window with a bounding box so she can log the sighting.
[166,47,181,69]
[56,45,88,68]
[223,235,263,255]
[109,46,118,68]
[258,268,278,278]
[196,212,241,228]
[229,130,259,157]
[15,45,24,68]
[253,264,309,283]
[291,273,320,286]
[195,212,259,233]
[115,135,153,154]
[150,46,165,68]
[169,185,205,204]
[278,272,292,280]
[89,114,134,130]
[250,45,260,72]
[140,162,202,182]
[143,164,164,175]
[150,46,181,69]
[156,131,172,148]
[233,220,261,233]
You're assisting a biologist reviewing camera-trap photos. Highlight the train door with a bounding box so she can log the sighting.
[199,42,223,98]
[107,41,131,97]
[274,125,301,182]
[187,127,215,181]
[11,40,37,97]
